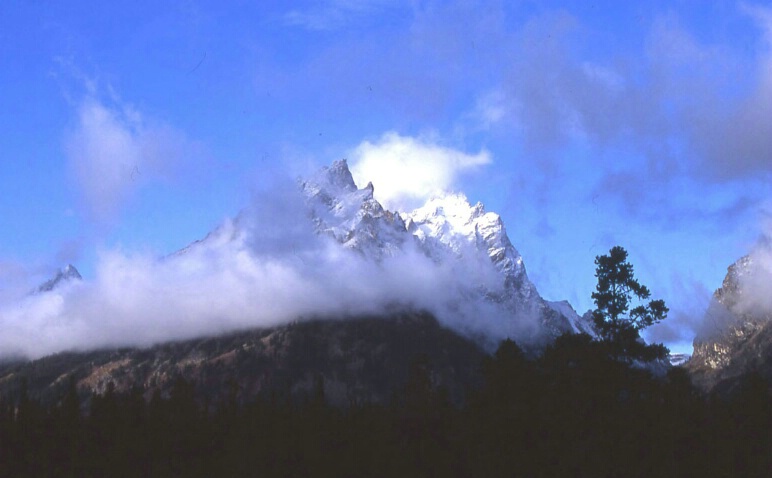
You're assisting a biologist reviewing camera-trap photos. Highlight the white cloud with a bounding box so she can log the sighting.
[581,62,625,94]
[284,0,400,31]
[690,4,772,180]
[467,89,514,132]
[690,213,772,343]
[0,260,35,305]
[64,95,188,222]
[0,172,538,359]
[348,132,491,211]
[643,274,712,349]
[735,231,772,317]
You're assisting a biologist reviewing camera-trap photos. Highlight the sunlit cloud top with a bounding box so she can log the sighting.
[349,132,490,211]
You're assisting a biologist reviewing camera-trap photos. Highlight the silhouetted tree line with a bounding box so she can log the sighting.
[2,247,768,476]
[0,338,771,478]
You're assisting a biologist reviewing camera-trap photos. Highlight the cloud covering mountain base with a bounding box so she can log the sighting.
[0,161,576,359]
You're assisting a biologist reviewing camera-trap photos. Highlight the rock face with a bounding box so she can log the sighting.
[35,264,82,293]
[687,255,772,393]
[173,159,589,348]
[297,160,591,346]
[300,159,409,260]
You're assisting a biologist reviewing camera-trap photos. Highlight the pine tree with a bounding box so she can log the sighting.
[592,246,669,359]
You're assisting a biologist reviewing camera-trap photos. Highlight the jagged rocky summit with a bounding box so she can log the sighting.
[52,160,592,351]
[12,161,592,403]
[36,264,82,293]
[10,160,597,406]
[298,159,593,346]
[687,255,772,392]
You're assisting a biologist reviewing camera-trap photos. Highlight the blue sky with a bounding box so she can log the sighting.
[2,0,772,354]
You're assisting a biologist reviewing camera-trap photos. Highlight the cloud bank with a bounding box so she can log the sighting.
[0,156,529,360]
[284,0,398,31]
[736,235,772,317]
[691,218,772,343]
[65,94,190,223]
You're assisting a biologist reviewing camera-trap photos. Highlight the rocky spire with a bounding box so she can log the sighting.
[36,264,82,293]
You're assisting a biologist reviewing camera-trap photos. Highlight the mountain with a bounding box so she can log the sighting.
[298,159,592,346]
[301,160,409,260]
[0,311,486,408]
[687,255,772,393]
[2,160,595,403]
[173,159,589,349]
[668,353,690,367]
[35,264,82,293]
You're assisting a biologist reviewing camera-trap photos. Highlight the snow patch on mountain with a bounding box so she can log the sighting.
[300,160,408,259]
[547,300,595,335]
[297,159,588,345]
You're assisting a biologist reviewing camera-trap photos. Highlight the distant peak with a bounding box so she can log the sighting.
[304,159,357,195]
[410,193,487,224]
[35,264,82,294]
[62,264,82,280]
[331,158,348,168]
[327,159,355,185]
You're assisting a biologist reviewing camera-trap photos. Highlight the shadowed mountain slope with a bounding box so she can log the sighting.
[0,311,486,408]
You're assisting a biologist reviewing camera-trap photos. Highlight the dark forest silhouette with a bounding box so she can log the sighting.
[2,246,769,476]
[1,336,771,477]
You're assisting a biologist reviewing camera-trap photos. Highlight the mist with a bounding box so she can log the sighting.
[734,234,772,318]
[0,174,535,359]
[692,226,772,343]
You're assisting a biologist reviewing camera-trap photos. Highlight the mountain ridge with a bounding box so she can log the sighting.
[35,264,82,294]
[687,254,772,392]
[164,159,591,349]
[296,159,591,345]
[23,159,592,362]
[0,311,486,408]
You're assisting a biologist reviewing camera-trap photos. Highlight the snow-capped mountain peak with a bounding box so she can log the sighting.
[298,161,588,344]
[302,159,358,203]
[406,193,485,230]
[178,159,590,347]
[405,193,530,295]
[300,159,408,258]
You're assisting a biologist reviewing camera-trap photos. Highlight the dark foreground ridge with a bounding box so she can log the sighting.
[4,246,772,476]
[0,311,486,409]
[2,321,772,477]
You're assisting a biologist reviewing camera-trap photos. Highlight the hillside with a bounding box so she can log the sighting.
[0,311,486,408]
[687,255,772,394]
